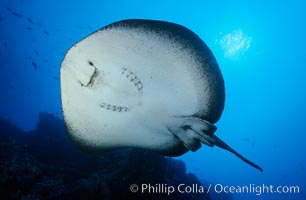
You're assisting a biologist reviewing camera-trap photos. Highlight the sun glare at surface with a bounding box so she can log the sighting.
[216,29,252,60]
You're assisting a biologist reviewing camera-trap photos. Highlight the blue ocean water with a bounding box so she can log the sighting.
[0,0,305,199]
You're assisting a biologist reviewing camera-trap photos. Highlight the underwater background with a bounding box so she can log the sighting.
[0,0,305,199]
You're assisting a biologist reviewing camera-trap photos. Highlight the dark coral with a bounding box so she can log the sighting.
[0,113,212,200]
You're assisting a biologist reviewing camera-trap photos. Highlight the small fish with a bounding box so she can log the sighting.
[78,25,84,30]
[55,28,62,32]
[6,7,23,19]
[87,25,93,31]
[27,17,34,25]
[4,41,8,48]
[26,26,33,30]
[281,173,288,179]
[0,16,2,22]
[42,30,50,36]
[43,59,48,63]
[32,61,37,69]
[252,139,256,147]
[26,55,33,60]
[53,76,60,80]
[241,138,249,142]
[34,49,39,56]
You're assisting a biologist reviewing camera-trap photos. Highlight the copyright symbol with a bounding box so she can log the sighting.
[130,184,139,193]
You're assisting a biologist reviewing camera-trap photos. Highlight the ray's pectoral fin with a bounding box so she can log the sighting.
[169,127,202,152]
[168,117,263,172]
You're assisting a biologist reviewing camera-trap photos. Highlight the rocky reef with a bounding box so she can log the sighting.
[0,113,215,200]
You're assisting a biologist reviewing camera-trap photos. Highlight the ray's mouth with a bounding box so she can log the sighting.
[78,60,99,87]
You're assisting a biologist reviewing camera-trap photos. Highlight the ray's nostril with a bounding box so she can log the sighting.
[88,60,94,66]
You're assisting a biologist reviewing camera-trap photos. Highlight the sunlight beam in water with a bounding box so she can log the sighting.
[216,29,252,60]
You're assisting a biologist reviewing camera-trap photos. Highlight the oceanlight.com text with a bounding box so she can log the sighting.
[214,183,300,196]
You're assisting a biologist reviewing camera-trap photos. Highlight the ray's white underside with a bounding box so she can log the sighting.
[61,25,206,152]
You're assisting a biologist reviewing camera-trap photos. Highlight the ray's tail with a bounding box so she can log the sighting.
[211,135,263,172]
